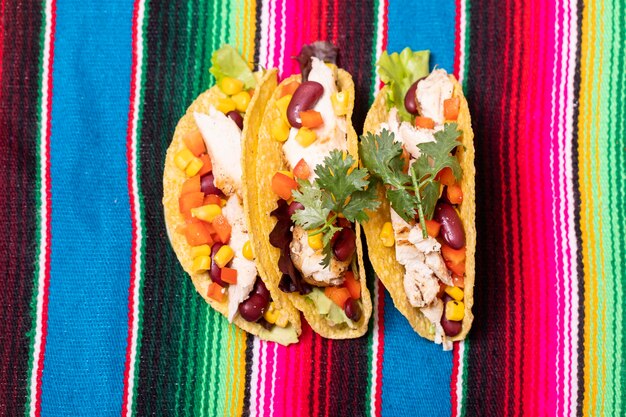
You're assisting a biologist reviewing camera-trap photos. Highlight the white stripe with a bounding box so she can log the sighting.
[29,0,53,414]
[258,340,267,416]
[369,280,381,417]
[249,337,262,417]
[457,0,467,85]
[124,1,147,415]
[258,0,271,69]
[372,0,386,89]
[279,0,286,75]
[266,0,276,69]
[455,341,466,416]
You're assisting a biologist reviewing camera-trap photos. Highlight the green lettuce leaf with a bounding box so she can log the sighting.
[377,48,430,122]
[209,44,257,89]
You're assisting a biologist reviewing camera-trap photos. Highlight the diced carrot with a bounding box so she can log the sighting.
[175,224,187,235]
[293,159,311,180]
[207,282,226,302]
[184,219,214,246]
[181,175,201,195]
[324,286,352,308]
[343,271,360,299]
[442,245,466,265]
[445,259,466,277]
[415,116,435,129]
[444,97,460,120]
[221,267,238,285]
[271,172,298,200]
[179,191,205,219]
[212,214,232,243]
[197,153,212,176]
[203,194,222,206]
[447,184,463,204]
[183,129,206,156]
[299,110,324,128]
[280,81,300,98]
[452,274,465,288]
[401,148,410,174]
[425,219,441,237]
[436,167,456,186]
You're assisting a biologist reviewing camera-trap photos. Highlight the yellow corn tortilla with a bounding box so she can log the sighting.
[163,69,302,345]
[244,70,373,339]
[362,76,475,342]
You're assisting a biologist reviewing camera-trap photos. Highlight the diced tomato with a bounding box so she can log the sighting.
[447,184,463,204]
[442,245,466,265]
[212,214,232,243]
[197,154,212,176]
[343,271,360,299]
[271,172,298,200]
[179,191,205,219]
[415,116,435,129]
[401,148,410,174]
[425,219,441,237]
[436,167,456,186]
[324,286,352,308]
[181,175,201,195]
[183,129,206,156]
[280,81,300,98]
[299,110,324,128]
[207,282,226,302]
[203,194,222,206]
[444,97,460,120]
[445,259,466,276]
[293,159,311,180]
[184,219,214,246]
[221,267,238,284]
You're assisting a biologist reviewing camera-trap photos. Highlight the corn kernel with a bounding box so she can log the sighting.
[445,300,465,321]
[232,91,251,113]
[275,94,292,125]
[220,77,244,95]
[191,204,222,222]
[220,198,228,207]
[275,313,289,328]
[308,232,323,250]
[263,302,280,324]
[174,148,195,170]
[191,244,212,258]
[214,245,235,268]
[271,117,291,142]
[379,222,395,247]
[444,286,464,302]
[243,240,254,260]
[331,91,350,116]
[295,127,317,147]
[185,157,204,176]
[216,97,236,114]
[192,255,211,273]
[278,170,294,179]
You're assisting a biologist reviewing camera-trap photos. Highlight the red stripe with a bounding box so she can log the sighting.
[453,0,462,78]
[34,0,57,414]
[374,283,386,417]
[121,0,142,415]
[450,342,460,417]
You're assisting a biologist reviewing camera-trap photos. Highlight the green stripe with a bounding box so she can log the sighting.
[618,0,626,411]
[459,339,470,417]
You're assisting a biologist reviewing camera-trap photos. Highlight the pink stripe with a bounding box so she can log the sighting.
[262,342,276,416]
[375,283,386,417]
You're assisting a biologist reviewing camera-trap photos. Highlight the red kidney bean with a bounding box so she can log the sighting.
[287,201,304,217]
[332,228,356,262]
[238,294,268,322]
[404,80,420,115]
[201,173,223,196]
[286,81,324,128]
[226,110,244,130]
[344,298,362,322]
[210,243,226,285]
[433,202,465,249]
[252,278,270,303]
[441,316,462,337]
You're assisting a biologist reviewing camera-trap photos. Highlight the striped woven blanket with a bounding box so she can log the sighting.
[1,0,622,416]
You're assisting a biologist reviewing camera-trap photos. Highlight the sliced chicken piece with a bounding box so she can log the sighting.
[415,69,454,125]
[194,108,243,198]
[222,195,257,321]
[408,228,452,285]
[377,108,436,160]
[420,299,451,350]
[289,225,348,286]
[403,261,439,307]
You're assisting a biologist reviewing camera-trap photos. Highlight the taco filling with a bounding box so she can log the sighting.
[266,42,378,328]
[360,49,469,345]
[172,46,293,334]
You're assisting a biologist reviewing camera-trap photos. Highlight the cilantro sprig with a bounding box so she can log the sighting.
[359,124,462,238]
[291,150,380,267]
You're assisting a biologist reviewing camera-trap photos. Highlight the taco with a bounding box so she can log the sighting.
[359,48,475,349]
[163,45,301,345]
[244,42,376,339]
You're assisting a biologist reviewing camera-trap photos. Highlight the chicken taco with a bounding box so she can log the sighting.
[244,42,376,339]
[163,45,301,345]
[359,48,475,349]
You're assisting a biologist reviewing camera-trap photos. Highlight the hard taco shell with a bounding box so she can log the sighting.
[362,76,475,342]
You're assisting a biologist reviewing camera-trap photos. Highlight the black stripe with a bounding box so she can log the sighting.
[240,335,254,417]
[253,0,263,69]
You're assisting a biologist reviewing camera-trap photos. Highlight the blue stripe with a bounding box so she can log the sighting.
[42,1,133,415]
[382,2,455,415]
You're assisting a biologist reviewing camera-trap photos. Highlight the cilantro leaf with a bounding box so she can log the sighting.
[342,178,381,223]
[359,129,411,189]
[314,152,369,212]
[420,181,440,220]
[387,188,418,221]
[291,181,330,230]
[415,123,463,181]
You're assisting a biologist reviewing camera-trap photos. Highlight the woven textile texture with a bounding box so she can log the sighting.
[1,0,623,416]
